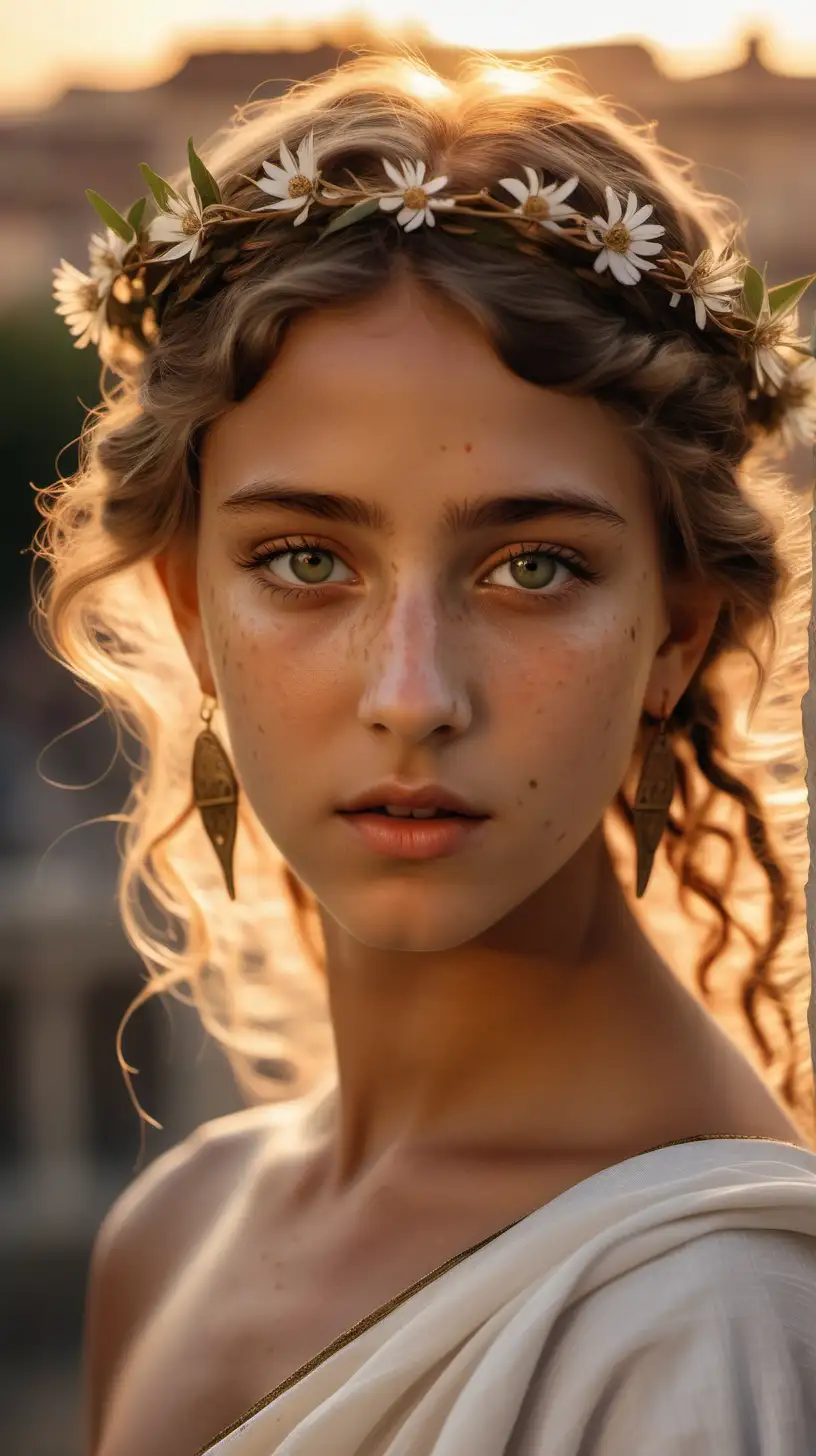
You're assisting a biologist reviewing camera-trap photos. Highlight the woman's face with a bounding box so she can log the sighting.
[165,273,707,953]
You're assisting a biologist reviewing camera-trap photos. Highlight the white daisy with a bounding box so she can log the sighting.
[87,227,132,291]
[498,167,579,234]
[780,356,816,446]
[751,312,797,394]
[585,187,665,286]
[253,132,319,226]
[378,158,455,232]
[754,345,789,394]
[148,182,206,263]
[52,258,109,349]
[668,249,744,329]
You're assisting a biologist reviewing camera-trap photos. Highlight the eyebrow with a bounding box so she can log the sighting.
[217,477,627,532]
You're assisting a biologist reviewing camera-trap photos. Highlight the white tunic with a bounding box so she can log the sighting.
[194,1136,816,1455]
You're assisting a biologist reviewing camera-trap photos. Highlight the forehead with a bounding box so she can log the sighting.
[201,276,651,527]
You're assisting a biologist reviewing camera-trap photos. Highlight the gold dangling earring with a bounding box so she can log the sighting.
[192,693,239,900]
[633,697,676,899]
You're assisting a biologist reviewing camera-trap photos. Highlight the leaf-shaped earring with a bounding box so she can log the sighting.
[633,708,676,898]
[192,694,239,899]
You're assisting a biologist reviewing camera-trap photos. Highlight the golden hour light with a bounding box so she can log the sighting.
[401,66,453,98]
[6,11,816,1456]
[5,2,816,114]
[477,65,542,93]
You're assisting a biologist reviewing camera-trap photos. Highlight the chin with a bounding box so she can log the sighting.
[317,892,507,955]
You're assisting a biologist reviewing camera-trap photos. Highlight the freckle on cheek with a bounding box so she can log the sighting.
[464,442,472,452]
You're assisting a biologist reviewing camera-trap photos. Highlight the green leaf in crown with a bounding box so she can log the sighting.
[85,190,135,243]
[320,196,381,237]
[187,138,222,211]
[767,273,816,323]
[741,263,768,324]
[138,164,183,213]
[126,197,148,237]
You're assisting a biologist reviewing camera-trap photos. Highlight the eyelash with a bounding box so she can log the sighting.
[234,534,602,604]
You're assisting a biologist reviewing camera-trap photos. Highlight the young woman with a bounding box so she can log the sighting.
[41,53,816,1456]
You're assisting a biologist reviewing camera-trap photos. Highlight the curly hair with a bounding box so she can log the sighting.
[32,52,815,1151]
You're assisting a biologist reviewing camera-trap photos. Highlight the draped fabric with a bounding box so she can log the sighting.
[196,1137,816,1456]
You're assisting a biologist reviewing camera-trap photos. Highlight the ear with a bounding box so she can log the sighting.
[154,543,217,700]
[643,576,723,719]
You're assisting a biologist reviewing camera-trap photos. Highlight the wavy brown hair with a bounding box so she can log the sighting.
[32,52,815,1152]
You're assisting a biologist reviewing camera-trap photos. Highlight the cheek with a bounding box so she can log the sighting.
[508,615,647,787]
[213,627,342,804]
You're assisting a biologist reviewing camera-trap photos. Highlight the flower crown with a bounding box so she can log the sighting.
[53,132,816,446]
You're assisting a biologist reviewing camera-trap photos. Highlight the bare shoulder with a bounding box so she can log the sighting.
[84,1103,286,1453]
[95,1103,278,1262]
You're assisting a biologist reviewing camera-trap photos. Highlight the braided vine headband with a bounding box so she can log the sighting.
[53,132,816,445]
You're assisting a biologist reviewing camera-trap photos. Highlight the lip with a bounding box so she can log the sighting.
[338,781,488,816]
[337,810,489,860]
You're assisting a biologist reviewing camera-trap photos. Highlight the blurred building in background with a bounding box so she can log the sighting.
[1,29,814,1455]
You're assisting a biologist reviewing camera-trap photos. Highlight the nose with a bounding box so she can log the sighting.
[355,587,475,742]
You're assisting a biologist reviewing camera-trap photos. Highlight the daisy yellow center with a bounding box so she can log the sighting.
[604,222,631,254]
[756,320,787,349]
[182,212,201,236]
[402,186,427,210]
[79,281,101,310]
[522,195,550,219]
[688,263,714,295]
[288,174,313,199]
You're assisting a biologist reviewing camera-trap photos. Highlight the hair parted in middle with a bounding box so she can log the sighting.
[34,54,813,1142]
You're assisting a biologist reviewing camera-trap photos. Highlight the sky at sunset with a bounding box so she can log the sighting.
[5,2,816,115]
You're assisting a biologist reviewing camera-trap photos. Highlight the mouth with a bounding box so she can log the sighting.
[336,805,489,860]
[338,807,485,820]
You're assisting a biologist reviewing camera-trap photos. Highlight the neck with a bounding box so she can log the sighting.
[312,828,678,1193]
